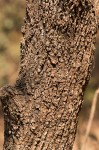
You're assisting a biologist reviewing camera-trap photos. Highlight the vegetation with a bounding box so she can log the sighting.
[0,0,25,86]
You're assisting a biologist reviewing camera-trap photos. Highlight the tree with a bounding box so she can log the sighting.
[0,0,98,149]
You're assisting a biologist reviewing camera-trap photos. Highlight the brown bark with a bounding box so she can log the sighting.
[0,0,97,150]
[92,0,99,25]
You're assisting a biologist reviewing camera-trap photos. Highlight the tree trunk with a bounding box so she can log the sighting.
[0,0,97,150]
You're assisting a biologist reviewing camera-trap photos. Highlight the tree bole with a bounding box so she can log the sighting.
[0,0,97,150]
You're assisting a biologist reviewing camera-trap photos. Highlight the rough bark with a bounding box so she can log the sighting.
[93,0,99,25]
[0,0,97,150]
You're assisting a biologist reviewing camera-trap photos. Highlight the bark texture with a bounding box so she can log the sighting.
[0,0,97,150]
[93,0,99,25]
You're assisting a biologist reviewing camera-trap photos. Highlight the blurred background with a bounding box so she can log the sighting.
[0,0,99,150]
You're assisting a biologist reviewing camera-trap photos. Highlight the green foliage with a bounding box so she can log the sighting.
[0,33,9,52]
[0,1,25,86]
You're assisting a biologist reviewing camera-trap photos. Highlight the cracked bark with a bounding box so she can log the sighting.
[0,0,97,150]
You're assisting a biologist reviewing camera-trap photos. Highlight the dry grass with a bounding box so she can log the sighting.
[73,120,99,150]
[0,116,4,150]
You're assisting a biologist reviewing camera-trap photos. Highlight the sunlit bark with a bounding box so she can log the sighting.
[0,0,97,150]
